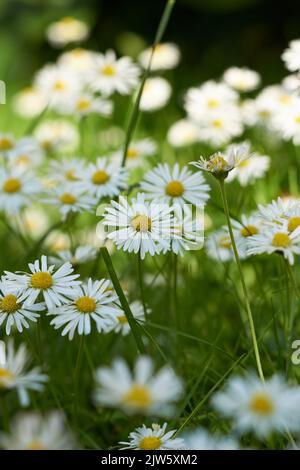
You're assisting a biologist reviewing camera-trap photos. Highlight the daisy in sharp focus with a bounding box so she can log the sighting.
[93,355,183,416]
[88,50,140,96]
[223,67,261,92]
[0,167,41,215]
[43,184,97,220]
[48,278,120,340]
[191,141,253,180]
[78,157,128,199]
[112,138,157,169]
[141,163,210,207]
[3,255,81,310]
[0,340,47,406]
[138,42,181,71]
[120,423,184,450]
[282,39,300,72]
[225,143,270,186]
[212,373,300,438]
[0,411,76,450]
[183,428,238,450]
[102,193,175,259]
[49,246,97,267]
[139,77,171,112]
[0,282,45,334]
[246,224,300,265]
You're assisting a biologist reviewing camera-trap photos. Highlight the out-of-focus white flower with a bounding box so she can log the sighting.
[282,74,300,93]
[0,340,47,406]
[225,143,270,186]
[282,39,300,72]
[141,163,210,207]
[46,17,89,48]
[139,77,171,112]
[120,423,184,450]
[13,87,47,118]
[20,206,49,238]
[7,137,44,170]
[0,411,76,449]
[183,428,238,450]
[48,157,86,185]
[64,92,113,117]
[197,109,243,146]
[112,138,157,169]
[223,67,261,92]
[43,185,96,221]
[88,50,140,96]
[0,133,15,155]
[49,246,97,267]
[93,355,183,416]
[0,167,41,215]
[45,231,70,252]
[35,120,79,152]
[58,48,96,75]
[206,227,246,262]
[257,197,300,230]
[113,300,146,335]
[232,213,262,253]
[212,373,300,437]
[3,255,81,310]
[271,99,300,144]
[253,86,296,128]
[167,119,199,147]
[138,43,180,71]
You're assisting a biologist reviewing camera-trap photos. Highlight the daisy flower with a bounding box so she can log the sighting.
[120,423,184,450]
[206,228,247,262]
[0,133,15,155]
[46,16,89,48]
[253,86,296,128]
[232,213,262,250]
[35,119,79,152]
[20,206,49,239]
[34,64,81,111]
[0,340,47,406]
[93,355,183,416]
[113,300,146,336]
[102,193,175,259]
[196,109,243,146]
[0,411,76,450]
[48,278,119,340]
[43,185,96,220]
[257,197,298,227]
[223,67,261,92]
[282,39,300,72]
[271,99,300,145]
[49,246,97,267]
[212,373,300,437]
[225,145,270,186]
[113,138,157,169]
[13,86,47,119]
[0,283,45,334]
[169,205,204,255]
[139,77,171,112]
[58,48,96,76]
[191,141,252,180]
[88,50,140,96]
[65,92,113,118]
[141,163,210,207]
[48,157,86,185]
[7,137,44,170]
[167,119,199,147]
[138,42,180,71]
[183,428,238,450]
[0,167,41,215]
[3,255,81,310]
[282,73,300,93]
[246,224,300,265]
[78,157,128,199]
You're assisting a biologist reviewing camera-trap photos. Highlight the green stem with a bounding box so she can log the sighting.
[137,254,148,318]
[173,253,179,330]
[219,180,265,382]
[73,334,85,418]
[100,247,146,353]
[121,0,176,167]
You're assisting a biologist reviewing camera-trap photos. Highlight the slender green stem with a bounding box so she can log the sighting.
[286,261,300,302]
[173,253,179,330]
[121,0,176,167]
[73,334,85,419]
[219,180,265,382]
[137,254,148,318]
[100,247,146,353]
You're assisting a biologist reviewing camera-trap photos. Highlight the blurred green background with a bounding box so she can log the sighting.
[1,0,300,95]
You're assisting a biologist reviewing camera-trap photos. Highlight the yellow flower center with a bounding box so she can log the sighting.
[166,180,184,197]
[53,80,66,91]
[60,192,77,205]
[101,64,116,76]
[0,138,13,151]
[279,94,291,105]
[131,215,152,232]
[31,272,53,289]
[76,98,91,111]
[240,225,259,237]
[207,155,227,173]
[139,436,161,450]
[0,368,14,387]
[272,232,291,248]
[295,116,300,124]
[249,392,274,415]
[118,315,128,324]
[123,384,152,409]
[288,217,300,232]
[0,294,19,313]
[238,160,250,168]
[207,98,219,109]
[219,235,231,249]
[126,148,138,159]
[212,119,223,128]
[26,440,46,451]
[17,155,30,166]
[3,178,22,193]
[92,170,110,185]
[76,296,96,313]
[65,170,78,181]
